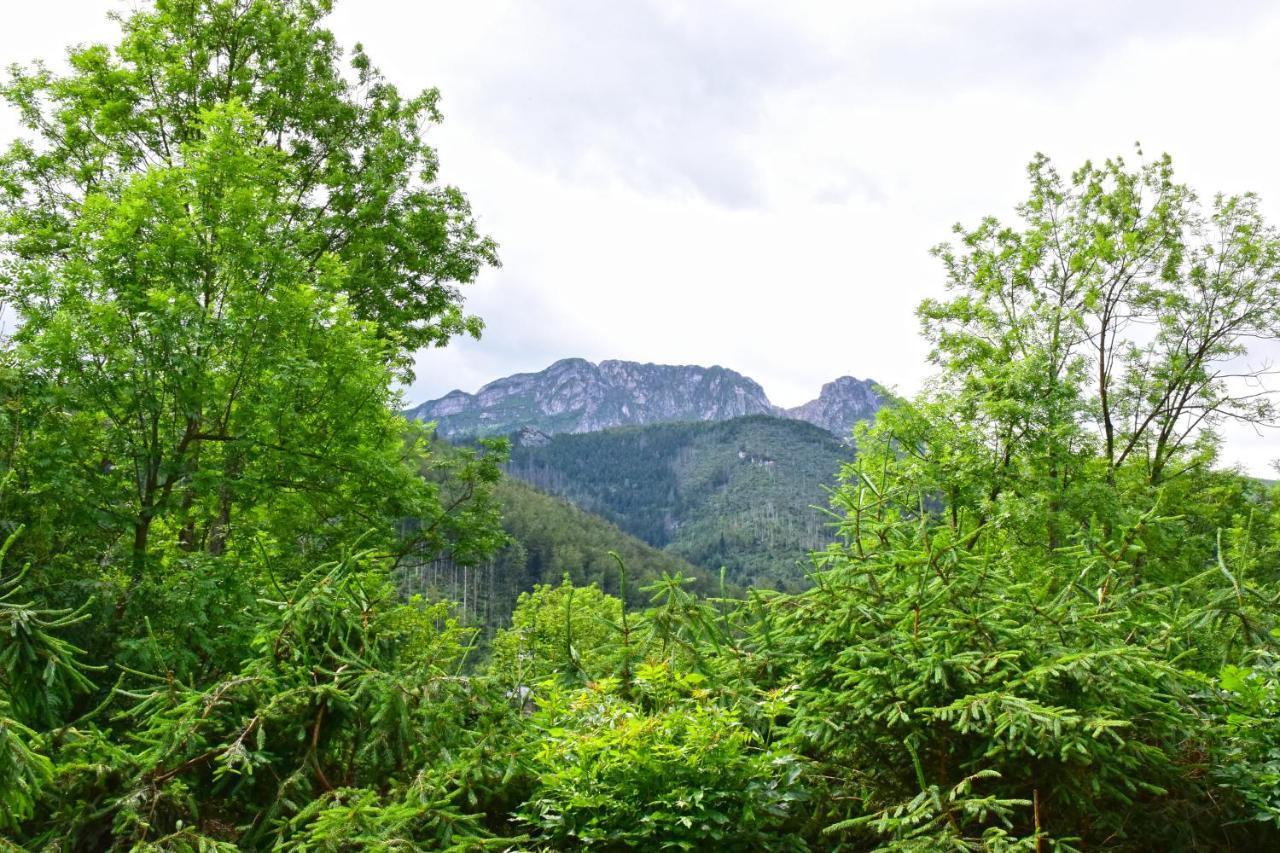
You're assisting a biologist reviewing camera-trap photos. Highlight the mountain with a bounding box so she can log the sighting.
[407,358,774,439]
[783,376,883,436]
[406,358,883,440]
[505,415,852,591]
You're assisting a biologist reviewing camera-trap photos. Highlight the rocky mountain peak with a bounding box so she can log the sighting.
[405,359,883,441]
[784,376,882,438]
[405,358,777,439]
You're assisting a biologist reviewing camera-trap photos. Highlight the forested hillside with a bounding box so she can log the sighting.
[506,415,850,589]
[495,477,714,601]
[399,473,713,627]
[2,2,1280,851]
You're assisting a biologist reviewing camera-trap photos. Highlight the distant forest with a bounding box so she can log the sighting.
[505,416,848,589]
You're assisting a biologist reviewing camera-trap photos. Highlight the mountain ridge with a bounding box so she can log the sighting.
[407,358,883,440]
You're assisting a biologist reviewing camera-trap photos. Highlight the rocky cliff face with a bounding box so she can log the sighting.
[407,358,777,439]
[406,358,883,440]
[784,376,883,438]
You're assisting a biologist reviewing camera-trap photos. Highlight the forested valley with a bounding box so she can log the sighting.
[2,2,1280,850]
[503,416,848,591]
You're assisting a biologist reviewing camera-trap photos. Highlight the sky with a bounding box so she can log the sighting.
[1,0,1278,474]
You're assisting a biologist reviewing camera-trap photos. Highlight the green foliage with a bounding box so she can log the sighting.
[518,664,807,851]
[18,549,515,849]
[2,0,496,351]
[491,579,626,687]
[1215,646,1280,827]
[922,149,1280,490]
[780,454,1231,847]
[0,525,97,831]
[755,148,1280,849]
[0,1,513,846]
[836,768,1038,852]
[0,527,97,729]
[0,695,52,832]
[0,0,501,612]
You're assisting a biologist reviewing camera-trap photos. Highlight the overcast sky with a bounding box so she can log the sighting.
[2,1,1278,474]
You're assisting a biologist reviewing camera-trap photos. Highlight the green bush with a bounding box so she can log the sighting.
[490,579,627,687]
[518,662,806,850]
[1215,646,1280,828]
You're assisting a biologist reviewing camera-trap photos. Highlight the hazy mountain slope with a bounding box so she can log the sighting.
[407,358,883,440]
[505,415,852,590]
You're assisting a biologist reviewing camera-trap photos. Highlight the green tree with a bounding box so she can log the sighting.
[770,151,1280,849]
[16,549,518,849]
[0,0,500,598]
[490,579,626,688]
[924,150,1280,491]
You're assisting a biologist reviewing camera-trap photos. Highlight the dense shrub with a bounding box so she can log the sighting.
[518,663,807,850]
